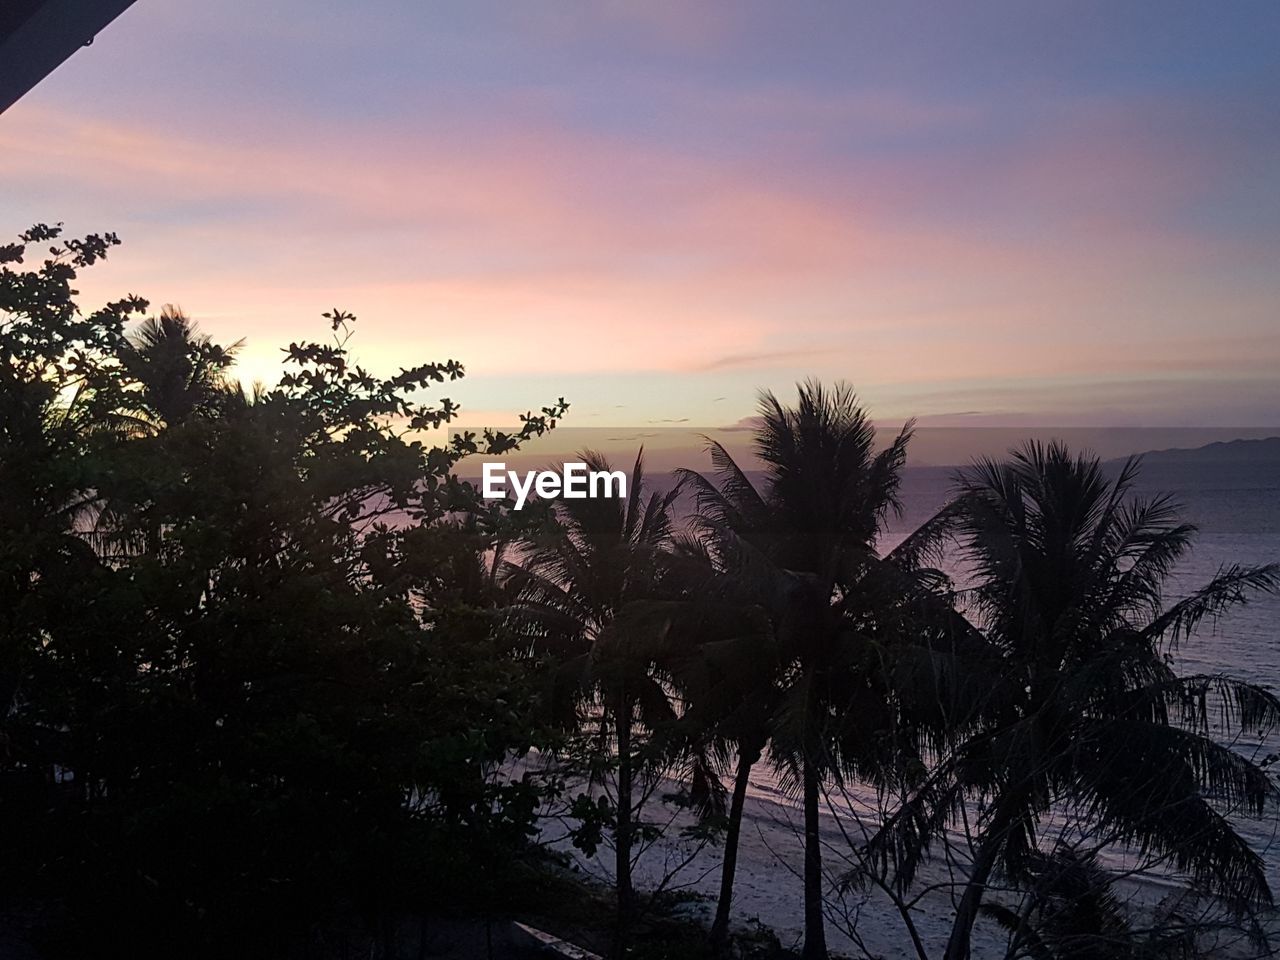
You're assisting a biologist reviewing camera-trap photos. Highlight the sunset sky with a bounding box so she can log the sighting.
[4,1,1279,429]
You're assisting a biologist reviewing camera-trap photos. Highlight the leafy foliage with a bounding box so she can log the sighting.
[0,226,567,957]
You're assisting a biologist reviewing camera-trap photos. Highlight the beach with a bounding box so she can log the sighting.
[547,769,1279,959]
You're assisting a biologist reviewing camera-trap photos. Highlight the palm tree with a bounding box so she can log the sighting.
[504,449,683,924]
[655,522,783,955]
[980,844,1202,960]
[674,381,930,960]
[872,441,1280,960]
[121,305,241,427]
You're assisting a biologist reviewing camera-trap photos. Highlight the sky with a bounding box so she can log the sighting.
[4,0,1280,431]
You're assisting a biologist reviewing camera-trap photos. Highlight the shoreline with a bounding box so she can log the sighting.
[542,770,1280,959]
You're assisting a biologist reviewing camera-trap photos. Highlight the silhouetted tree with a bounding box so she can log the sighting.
[0,224,568,957]
[980,844,1203,960]
[119,304,242,427]
[675,382,936,960]
[505,449,684,933]
[870,442,1280,960]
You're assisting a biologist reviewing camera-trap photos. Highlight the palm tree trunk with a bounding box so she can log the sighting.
[801,757,828,960]
[609,691,636,960]
[614,692,635,917]
[710,743,761,954]
[943,797,1019,960]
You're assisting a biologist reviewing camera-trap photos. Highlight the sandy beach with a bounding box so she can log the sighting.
[543,773,1005,959]
[541,767,1279,959]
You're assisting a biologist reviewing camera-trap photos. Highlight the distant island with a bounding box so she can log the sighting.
[1127,436,1280,464]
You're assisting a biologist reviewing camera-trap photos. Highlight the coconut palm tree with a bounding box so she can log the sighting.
[669,433,976,956]
[980,844,1204,960]
[120,305,241,427]
[673,381,937,960]
[871,441,1280,960]
[653,518,783,955]
[504,449,683,924]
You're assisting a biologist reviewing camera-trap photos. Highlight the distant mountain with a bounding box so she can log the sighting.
[1124,436,1280,464]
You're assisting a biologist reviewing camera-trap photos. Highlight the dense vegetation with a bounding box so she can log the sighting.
[2,227,1277,959]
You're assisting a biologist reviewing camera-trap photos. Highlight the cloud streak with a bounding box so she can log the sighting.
[5,0,1279,425]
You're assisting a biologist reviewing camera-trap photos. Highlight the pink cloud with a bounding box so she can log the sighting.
[2,91,1276,425]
